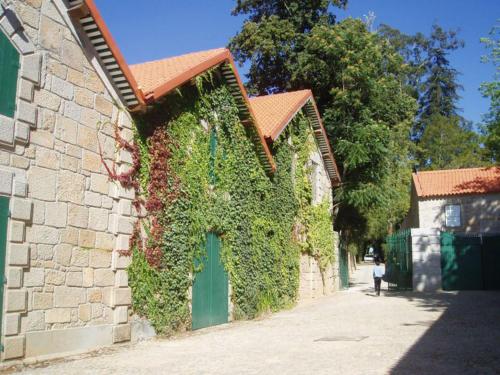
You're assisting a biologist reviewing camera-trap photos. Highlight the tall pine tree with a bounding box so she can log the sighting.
[481,20,500,162]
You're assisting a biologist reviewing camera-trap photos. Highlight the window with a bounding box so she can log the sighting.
[445,204,461,227]
[0,30,20,118]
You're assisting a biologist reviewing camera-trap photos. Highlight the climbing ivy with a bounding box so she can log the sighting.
[128,69,336,334]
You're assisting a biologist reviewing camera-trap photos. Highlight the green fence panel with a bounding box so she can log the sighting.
[441,233,482,291]
[385,229,412,290]
[482,235,500,290]
[339,241,349,289]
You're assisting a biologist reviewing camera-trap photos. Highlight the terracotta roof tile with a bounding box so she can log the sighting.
[413,167,500,198]
[129,48,276,172]
[249,90,311,139]
[250,90,341,184]
[130,48,228,100]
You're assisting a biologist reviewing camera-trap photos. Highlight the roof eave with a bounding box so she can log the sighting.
[224,54,276,173]
[69,0,146,108]
[303,97,341,185]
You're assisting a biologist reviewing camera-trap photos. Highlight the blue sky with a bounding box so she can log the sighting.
[95,0,499,124]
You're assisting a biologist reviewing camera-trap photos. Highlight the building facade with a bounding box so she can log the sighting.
[0,0,139,360]
[0,0,341,361]
[401,167,500,292]
[403,167,500,233]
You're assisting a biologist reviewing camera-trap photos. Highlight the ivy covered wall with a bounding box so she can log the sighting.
[128,70,336,335]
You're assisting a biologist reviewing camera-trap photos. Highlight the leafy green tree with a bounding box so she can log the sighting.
[418,114,485,170]
[480,20,500,162]
[230,9,417,247]
[229,0,347,94]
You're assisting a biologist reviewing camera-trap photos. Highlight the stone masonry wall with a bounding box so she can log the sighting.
[298,149,340,300]
[0,0,135,360]
[418,193,500,233]
[411,228,442,292]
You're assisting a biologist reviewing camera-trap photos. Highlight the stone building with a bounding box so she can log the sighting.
[403,167,500,233]
[401,167,500,292]
[129,49,341,325]
[0,0,142,360]
[249,90,341,299]
[0,0,341,361]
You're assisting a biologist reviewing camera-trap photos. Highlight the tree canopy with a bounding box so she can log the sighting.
[481,20,500,162]
[230,1,488,249]
[230,4,417,247]
[229,0,347,94]
[417,114,484,170]
[379,24,464,140]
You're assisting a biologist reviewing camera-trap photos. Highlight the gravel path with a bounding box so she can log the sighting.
[15,264,500,375]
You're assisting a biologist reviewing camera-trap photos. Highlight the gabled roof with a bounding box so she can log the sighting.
[249,91,340,185]
[130,49,276,174]
[413,167,500,198]
[65,1,340,182]
[250,90,311,139]
[65,0,145,108]
[130,48,228,101]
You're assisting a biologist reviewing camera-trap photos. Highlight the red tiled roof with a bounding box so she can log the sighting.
[130,48,228,101]
[413,167,500,198]
[129,48,276,173]
[249,91,340,184]
[249,90,311,139]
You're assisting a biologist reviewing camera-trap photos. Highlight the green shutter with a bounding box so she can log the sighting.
[0,30,20,118]
[0,196,9,339]
[209,127,217,184]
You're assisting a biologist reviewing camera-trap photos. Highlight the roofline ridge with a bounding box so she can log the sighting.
[249,89,312,101]
[130,47,229,68]
[414,166,499,175]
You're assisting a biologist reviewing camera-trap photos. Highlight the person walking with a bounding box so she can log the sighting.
[373,258,384,296]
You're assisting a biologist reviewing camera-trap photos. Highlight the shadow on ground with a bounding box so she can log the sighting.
[385,290,500,374]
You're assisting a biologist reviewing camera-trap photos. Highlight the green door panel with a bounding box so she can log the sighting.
[0,196,9,338]
[209,234,229,326]
[0,30,20,118]
[192,233,228,330]
[441,233,482,290]
[482,236,500,290]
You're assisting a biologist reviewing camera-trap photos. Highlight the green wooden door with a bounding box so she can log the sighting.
[441,233,482,290]
[192,233,228,330]
[0,30,20,118]
[0,196,9,338]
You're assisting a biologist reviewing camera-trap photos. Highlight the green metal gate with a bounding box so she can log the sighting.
[385,229,412,290]
[441,233,482,290]
[0,196,9,338]
[339,239,349,289]
[192,232,228,330]
[441,233,500,290]
[482,235,500,290]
